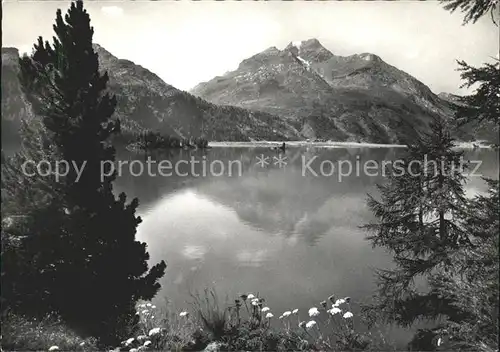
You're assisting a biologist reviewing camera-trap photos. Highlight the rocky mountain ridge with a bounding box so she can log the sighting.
[1,45,301,148]
[191,38,470,143]
[2,41,482,147]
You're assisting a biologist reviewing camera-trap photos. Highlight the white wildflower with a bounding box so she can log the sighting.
[282,311,292,317]
[251,300,259,306]
[126,338,135,345]
[437,338,442,346]
[79,342,85,346]
[308,307,320,317]
[335,299,346,306]
[261,307,270,312]
[265,312,274,319]
[141,310,148,314]
[247,294,255,300]
[179,311,189,317]
[129,349,138,352]
[48,346,59,351]
[146,303,152,307]
[329,307,342,315]
[292,309,299,314]
[139,304,146,308]
[144,341,152,347]
[148,327,161,336]
[151,305,156,309]
[137,335,147,341]
[305,320,317,329]
[343,311,354,319]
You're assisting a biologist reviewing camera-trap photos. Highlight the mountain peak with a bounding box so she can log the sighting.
[288,38,323,51]
[300,38,323,49]
[285,38,333,63]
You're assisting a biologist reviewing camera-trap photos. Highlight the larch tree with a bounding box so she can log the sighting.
[441,0,500,139]
[454,59,500,134]
[380,1,500,349]
[363,119,471,330]
[420,178,499,351]
[440,0,499,25]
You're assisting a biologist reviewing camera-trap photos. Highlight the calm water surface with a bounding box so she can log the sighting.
[114,146,499,345]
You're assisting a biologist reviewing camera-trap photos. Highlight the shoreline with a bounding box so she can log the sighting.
[208,141,494,149]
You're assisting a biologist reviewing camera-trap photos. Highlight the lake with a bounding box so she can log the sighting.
[113,145,499,346]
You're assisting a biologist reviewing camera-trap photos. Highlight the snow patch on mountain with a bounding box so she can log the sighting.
[296,56,311,70]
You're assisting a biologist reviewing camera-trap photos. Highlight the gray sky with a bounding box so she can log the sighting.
[2,0,498,94]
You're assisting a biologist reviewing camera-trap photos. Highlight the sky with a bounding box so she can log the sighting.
[2,0,499,95]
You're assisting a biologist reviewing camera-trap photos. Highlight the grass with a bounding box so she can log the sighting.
[1,311,98,351]
[190,289,229,341]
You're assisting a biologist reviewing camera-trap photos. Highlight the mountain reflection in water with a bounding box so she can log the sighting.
[113,146,498,346]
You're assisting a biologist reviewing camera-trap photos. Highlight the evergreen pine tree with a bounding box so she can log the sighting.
[6,0,166,343]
